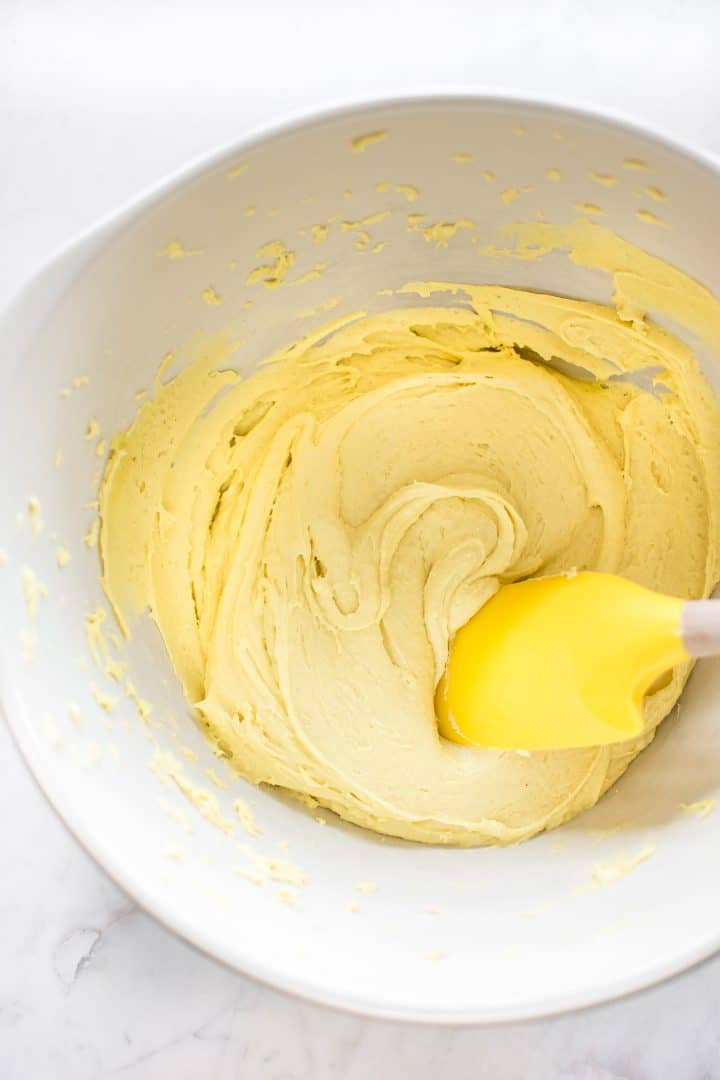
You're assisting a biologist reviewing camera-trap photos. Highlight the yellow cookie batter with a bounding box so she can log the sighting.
[99,227,720,845]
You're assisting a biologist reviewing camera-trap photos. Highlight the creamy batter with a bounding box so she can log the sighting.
[99,226,720,845]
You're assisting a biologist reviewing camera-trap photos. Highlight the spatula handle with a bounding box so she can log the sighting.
[682,600,720,658]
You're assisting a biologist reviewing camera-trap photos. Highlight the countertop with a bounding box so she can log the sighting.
[3,1,720,1076]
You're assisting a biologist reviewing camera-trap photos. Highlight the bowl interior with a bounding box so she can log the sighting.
[3,98,720,1021]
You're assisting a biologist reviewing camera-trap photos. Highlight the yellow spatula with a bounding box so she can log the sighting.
[436,572,719,750]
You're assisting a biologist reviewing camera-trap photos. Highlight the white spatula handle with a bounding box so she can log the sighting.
[682,601,720,658]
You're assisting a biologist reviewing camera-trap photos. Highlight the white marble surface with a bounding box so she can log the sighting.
[3,1,720,1076]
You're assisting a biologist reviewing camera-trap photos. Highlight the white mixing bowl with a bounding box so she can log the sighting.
[3,96,720,1023]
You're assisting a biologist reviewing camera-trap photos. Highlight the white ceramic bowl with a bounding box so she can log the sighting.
[3,96,720,1024]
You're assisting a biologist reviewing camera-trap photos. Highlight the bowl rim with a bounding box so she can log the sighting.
[3,90,720,1025]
